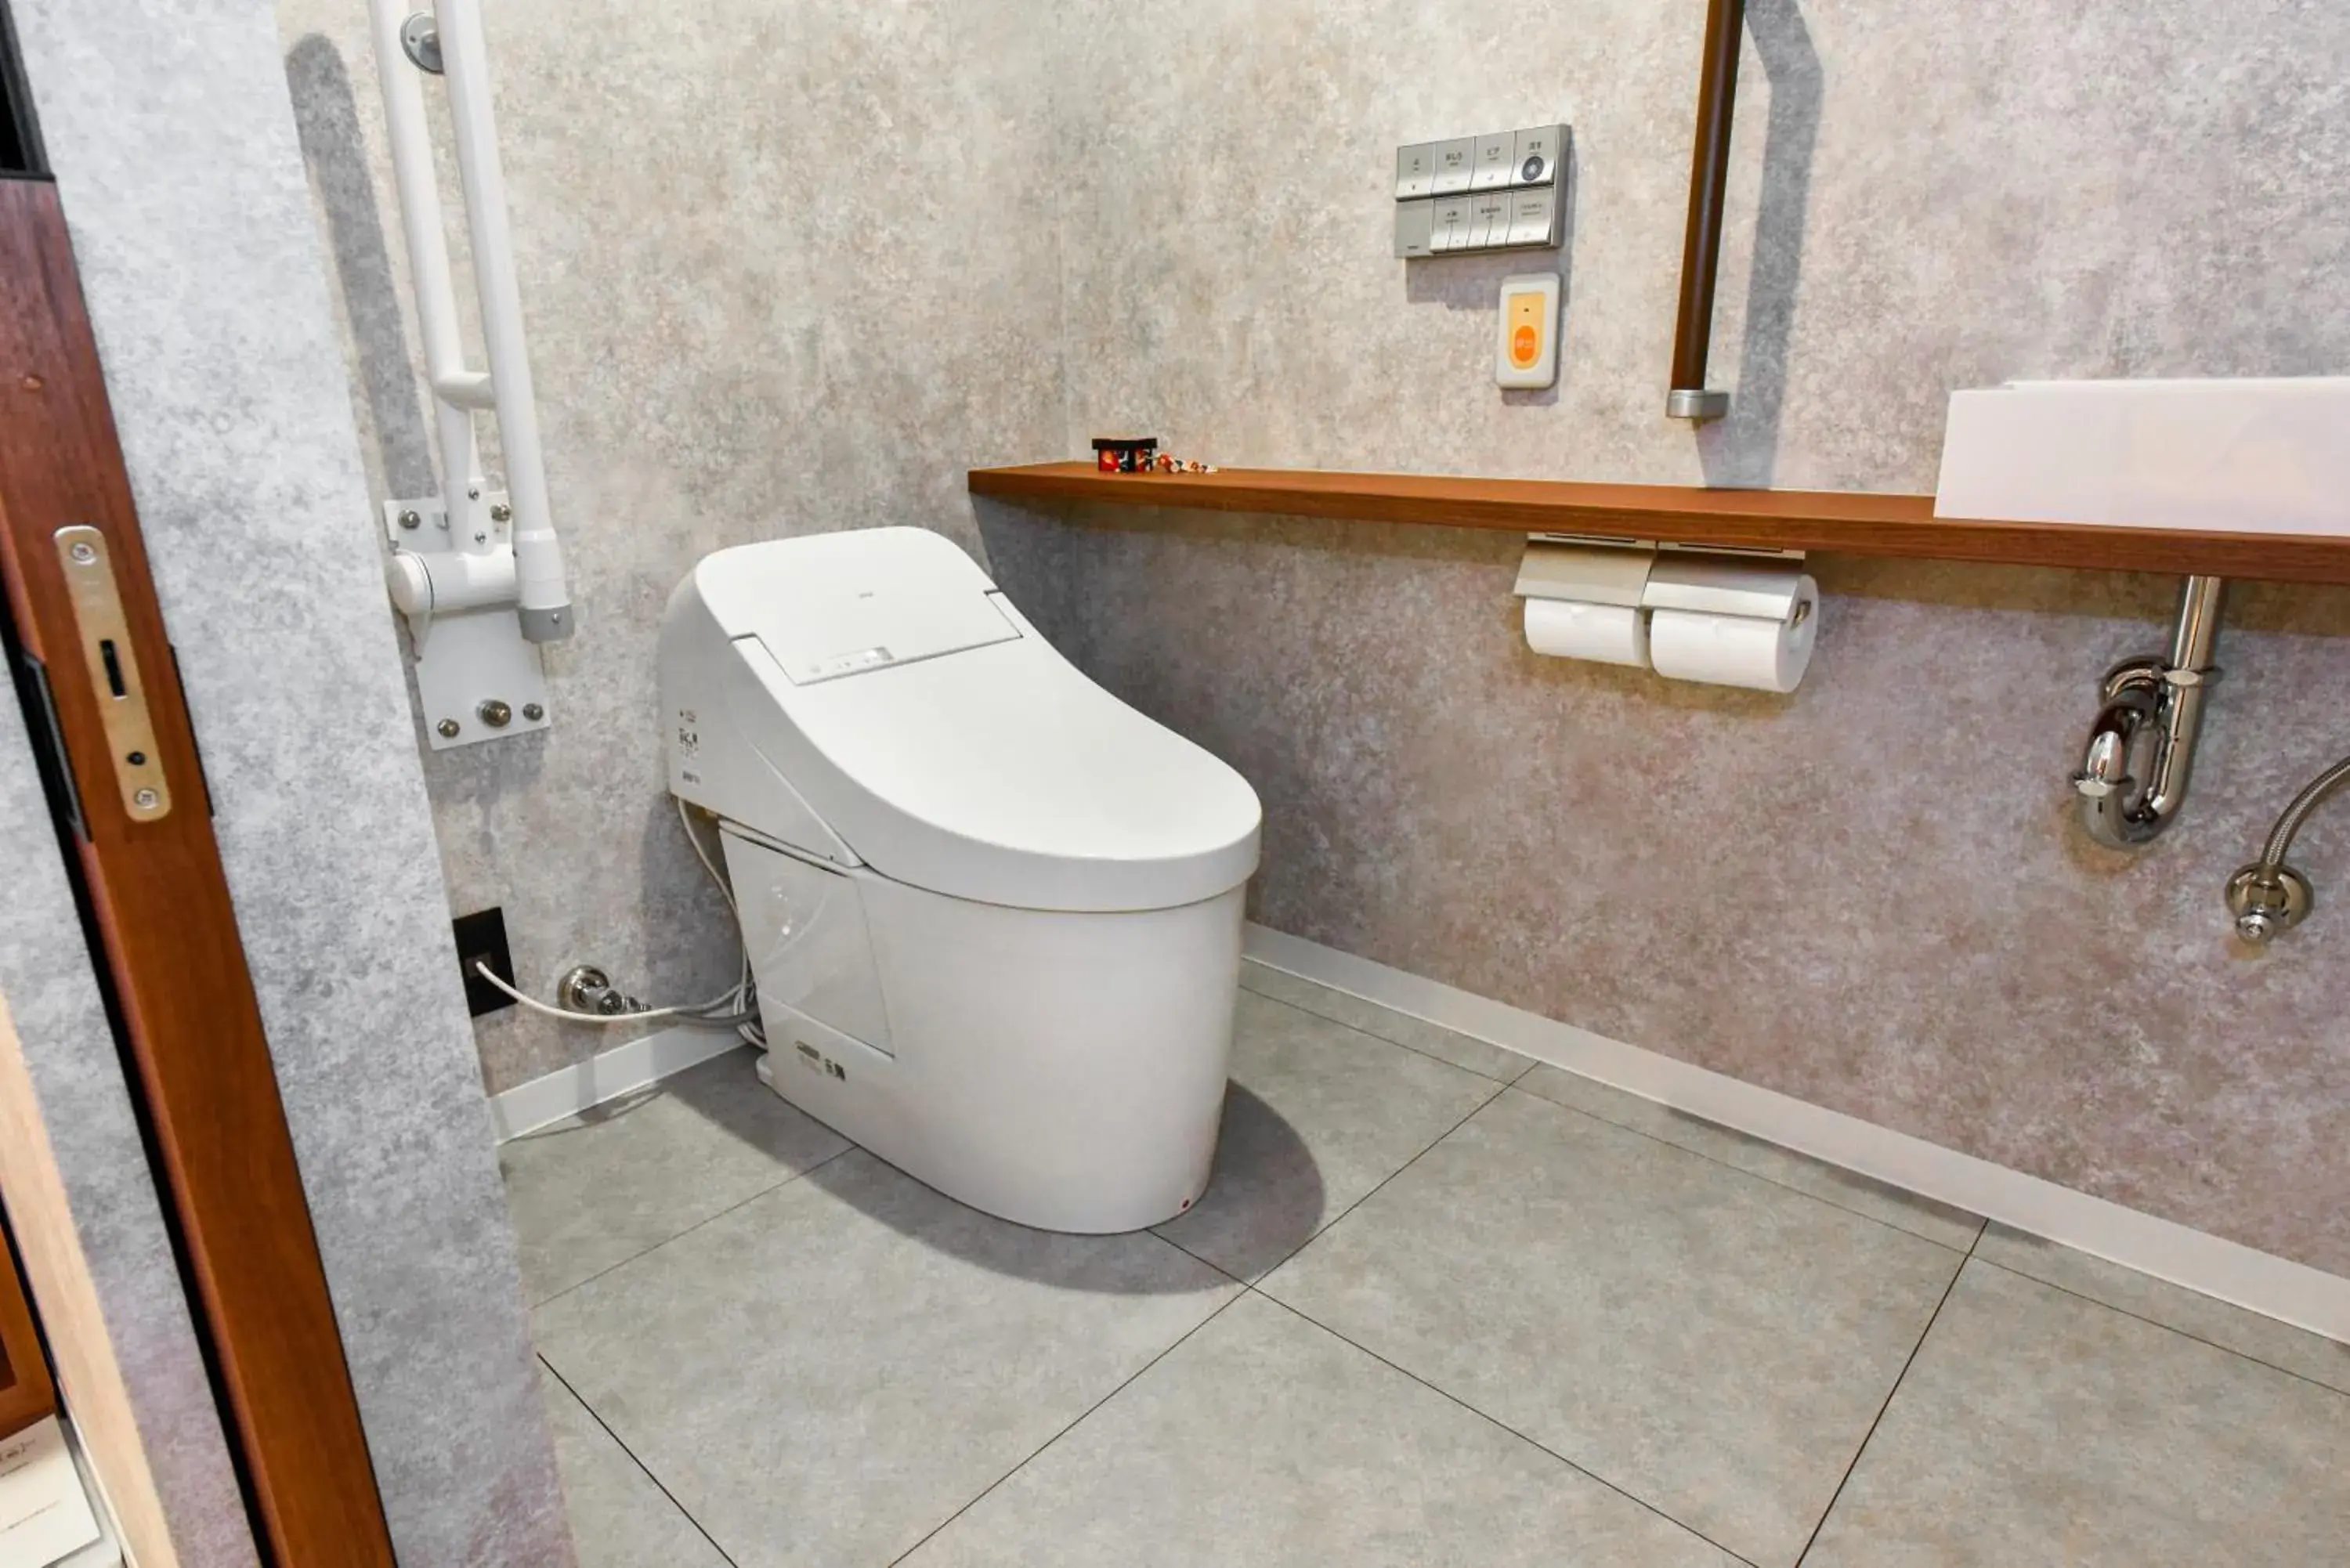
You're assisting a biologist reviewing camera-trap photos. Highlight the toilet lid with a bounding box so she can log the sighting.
[700,530,1262,912]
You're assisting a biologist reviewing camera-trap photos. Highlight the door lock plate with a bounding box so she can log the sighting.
[52,525,171,823]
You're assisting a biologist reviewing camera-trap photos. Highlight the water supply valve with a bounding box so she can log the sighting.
[2225,863,2313,945]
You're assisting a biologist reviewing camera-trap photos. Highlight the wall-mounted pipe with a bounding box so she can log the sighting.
[2072,576,2226,847]
[367,0,573,643]
[1668,0,1745,423]
[2225,754,2350,944]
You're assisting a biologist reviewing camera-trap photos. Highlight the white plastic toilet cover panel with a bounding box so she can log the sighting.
[698,526,1022,684]
[696,531,1261,912]
[730,631,1261,912]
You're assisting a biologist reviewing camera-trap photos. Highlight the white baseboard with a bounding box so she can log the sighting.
[489,1024,748,1142]
[1244,923,2350,1346]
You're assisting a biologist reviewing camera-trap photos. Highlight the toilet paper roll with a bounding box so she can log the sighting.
[1647,576,1820,692]
[1524,597,1650,668]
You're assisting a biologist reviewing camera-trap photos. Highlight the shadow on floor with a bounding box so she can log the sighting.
[663,1063,1324,1293]
[653,1046,801,1147]
[1154,1079,1334,1280]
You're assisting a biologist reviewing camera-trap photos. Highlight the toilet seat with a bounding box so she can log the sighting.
[665,528,1261,913]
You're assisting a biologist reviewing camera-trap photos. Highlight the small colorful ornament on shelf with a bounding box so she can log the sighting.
[1088,437,1217,475]
[1092,436,1157,473]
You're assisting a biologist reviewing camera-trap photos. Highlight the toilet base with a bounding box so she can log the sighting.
[728,832,1243,1234]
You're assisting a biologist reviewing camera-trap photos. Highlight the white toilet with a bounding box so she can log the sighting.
[659,527,1263,1233]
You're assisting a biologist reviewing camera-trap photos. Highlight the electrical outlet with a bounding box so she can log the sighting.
[452,907,516,1017]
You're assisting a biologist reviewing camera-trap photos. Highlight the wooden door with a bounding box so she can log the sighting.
[0,154,397,1568]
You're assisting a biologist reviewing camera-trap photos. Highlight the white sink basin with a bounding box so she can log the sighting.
[1935,378,2350,537]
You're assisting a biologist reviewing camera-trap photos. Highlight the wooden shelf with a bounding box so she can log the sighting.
[967,462,2350,586]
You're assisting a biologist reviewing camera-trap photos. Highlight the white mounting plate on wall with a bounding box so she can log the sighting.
[384,494,552,751]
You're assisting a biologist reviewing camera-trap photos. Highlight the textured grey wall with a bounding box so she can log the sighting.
[1002,0,2350,1274]
[988,511,2350,1276]
[12,1,573,1561]
[1054,0,2350,490]
[276,0,1068,1093]
[266,0,2350,1281]
[0,674,257,1566]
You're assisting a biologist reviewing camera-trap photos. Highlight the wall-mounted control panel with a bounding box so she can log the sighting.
[1395,124,1567,258]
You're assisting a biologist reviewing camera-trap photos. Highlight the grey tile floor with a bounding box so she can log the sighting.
[503,961,2350,1567]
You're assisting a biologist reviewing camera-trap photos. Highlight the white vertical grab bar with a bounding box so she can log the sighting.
[367,0,575,642]
[432,0,570,641]
[367,0,480,544]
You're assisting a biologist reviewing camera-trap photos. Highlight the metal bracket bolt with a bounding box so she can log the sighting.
[398,11,443,74]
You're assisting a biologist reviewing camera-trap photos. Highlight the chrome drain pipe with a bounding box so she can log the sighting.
[2073,576,2227,848]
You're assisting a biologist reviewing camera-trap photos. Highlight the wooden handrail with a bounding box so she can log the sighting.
[1670,0,1745,421]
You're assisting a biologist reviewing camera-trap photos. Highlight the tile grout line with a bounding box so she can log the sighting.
[1244,985,1510,1078]
[1242,965,1541,1072]
[529,1143,857,1311]
[1242,977,1533,1086]
[1259,978,2322,1382]
[882,1288,1255,1566]
[1255,965,2001,1252]
[1231,1071,1965,1565]
[886,1077,1520,1563]
[1510,1084,1983,1255]
[1218,1007,1797,1561]
[540,1352,745,1568]
[1789,1219,1985,1567]
[1148,1228,1253,1288]
[1252,959,2332,1354]
[1271,968,2333,1368]
[1148,1075,1513,1288]
[1254,972,2012,1259]
[1247,1074,1517,1274]
[1966,1252,2350,1401]
[1244,1290,1760,1567]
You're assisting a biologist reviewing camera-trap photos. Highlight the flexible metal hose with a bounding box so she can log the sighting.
[2259,753,2350,868]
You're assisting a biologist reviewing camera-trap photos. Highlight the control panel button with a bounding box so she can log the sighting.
[1510,125,1566,186]
[1429,195,1473,252]
[1430,138,1476,196]
[1394,198,1434,258]
[1467,192,1511,249]
[1504,184,1560,247]
[1495,272,1561,388]
[1396,143,1438,200]
[1470,132,1515,190]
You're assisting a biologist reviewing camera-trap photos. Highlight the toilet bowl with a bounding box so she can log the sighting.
[659,527,1263,1232]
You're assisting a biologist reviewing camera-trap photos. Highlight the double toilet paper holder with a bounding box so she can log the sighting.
[1513,535,1819,693]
